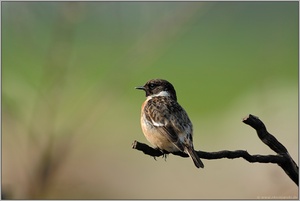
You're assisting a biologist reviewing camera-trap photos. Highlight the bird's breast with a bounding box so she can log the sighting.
[140,109,178,152]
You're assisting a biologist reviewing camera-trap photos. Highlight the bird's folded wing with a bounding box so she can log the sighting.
[145,99,188,151]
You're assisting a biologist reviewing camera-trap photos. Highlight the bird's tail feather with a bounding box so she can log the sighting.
[186,147,204,168]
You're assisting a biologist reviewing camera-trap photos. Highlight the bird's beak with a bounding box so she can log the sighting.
[135,86,145,91]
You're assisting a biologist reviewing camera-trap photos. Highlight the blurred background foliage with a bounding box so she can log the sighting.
[1,1,298,199]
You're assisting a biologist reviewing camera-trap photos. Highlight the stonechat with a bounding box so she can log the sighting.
[136,79,204,168]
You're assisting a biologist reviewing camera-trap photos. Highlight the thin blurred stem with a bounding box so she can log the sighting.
[26,2,84,199]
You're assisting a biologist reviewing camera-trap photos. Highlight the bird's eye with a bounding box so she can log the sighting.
[149,83,156,90]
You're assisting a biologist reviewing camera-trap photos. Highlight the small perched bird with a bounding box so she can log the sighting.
[136,79,204,168]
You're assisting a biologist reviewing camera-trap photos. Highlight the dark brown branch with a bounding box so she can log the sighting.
[132,114,298,186]
[132,140,285,163]
[242,114,298,186]
[242,114,288,154]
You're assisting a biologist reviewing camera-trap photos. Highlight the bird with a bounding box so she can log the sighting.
[135,79,204,168]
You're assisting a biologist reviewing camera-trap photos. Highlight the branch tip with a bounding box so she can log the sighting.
[131,140,137,149]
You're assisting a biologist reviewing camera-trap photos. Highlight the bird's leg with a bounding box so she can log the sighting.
[161,150,170,161]
[162,154,168,161]
[152,148,163,161]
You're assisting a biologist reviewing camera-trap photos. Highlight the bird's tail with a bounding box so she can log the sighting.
[185,147,204,168]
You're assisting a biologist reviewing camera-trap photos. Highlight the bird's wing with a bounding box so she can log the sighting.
[144,97,193,152]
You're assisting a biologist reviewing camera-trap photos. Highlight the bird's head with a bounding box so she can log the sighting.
[136,79,177,101]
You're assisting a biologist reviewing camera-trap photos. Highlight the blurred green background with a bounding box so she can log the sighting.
[2,1,298,199]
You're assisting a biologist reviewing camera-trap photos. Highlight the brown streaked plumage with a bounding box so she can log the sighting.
[136,79,204,168]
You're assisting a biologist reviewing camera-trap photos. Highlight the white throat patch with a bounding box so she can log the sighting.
[147,91,170,100]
